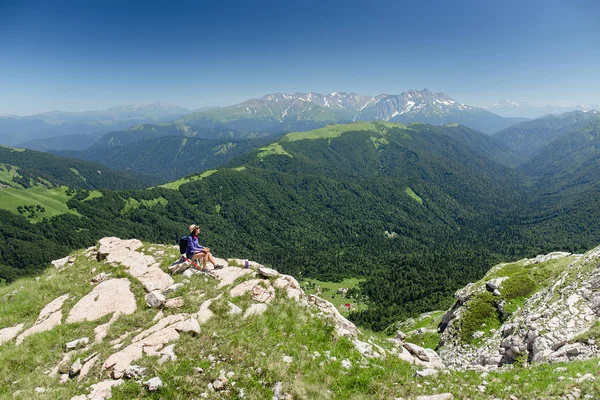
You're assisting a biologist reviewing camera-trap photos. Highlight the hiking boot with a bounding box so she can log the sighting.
[214,264,225,270]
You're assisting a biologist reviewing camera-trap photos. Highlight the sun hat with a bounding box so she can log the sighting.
[189,224,199,233]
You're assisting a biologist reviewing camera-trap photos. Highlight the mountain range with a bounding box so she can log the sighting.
[3,90,528,154]
[483,100,599,119]
[0,102,191,150]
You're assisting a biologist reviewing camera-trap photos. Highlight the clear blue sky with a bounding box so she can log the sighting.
[1,0,599,114]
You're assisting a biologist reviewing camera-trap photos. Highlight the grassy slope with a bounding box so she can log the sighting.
[0,186,80,222]
[0,243,597,399]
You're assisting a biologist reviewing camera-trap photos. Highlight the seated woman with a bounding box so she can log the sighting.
[187,224,224,271]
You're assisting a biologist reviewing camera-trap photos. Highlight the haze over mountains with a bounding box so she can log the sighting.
[483,100,599,119]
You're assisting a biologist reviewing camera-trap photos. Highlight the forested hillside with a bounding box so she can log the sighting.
[2,121,600,330]
[0,145,157,190]
[55,136,277,181]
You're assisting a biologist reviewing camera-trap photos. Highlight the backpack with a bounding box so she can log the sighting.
[179,236,188,255]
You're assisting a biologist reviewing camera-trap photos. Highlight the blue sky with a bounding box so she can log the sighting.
[0,0,599,114]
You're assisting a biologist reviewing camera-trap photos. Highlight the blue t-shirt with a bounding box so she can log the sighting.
[187,235,204,257]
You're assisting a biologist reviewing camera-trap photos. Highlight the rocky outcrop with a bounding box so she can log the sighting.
[66,279,136,323]
[16,294,69,345]
[97,237,173,293]
[438,247,600,368]
[0,323,24,346]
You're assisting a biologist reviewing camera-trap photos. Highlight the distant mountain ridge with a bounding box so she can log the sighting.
[1,102,190,149]
[484,100,599,119]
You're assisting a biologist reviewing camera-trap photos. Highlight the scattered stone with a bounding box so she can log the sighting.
[91,272,111,283]
[257,267,279,278]
[228,302,243,315]
[174,318,201,335]
[193,367,204,374]
[577,373,595,383]
[472,331,484,340]
[164,297,185,308]
[146,290,166,308]
[65,337,89,350]
[66,279,136,323]
[273,381,283,398]
[0,323,24,346]
[70,358,83,377]
[59,374,69,384]
[341,358,352,369]
[94,312,122,343]
[34,387,46,393]
[395,331,407,340]
[182,269,196,278]
[244,303,268,319]
[145,376,163,391]
[282,355,293,363]
[416,369,439,377]
[213,378,226,391]
[16,294,69,345]
[415,394,453,400]
[159,344,177,364]
[231,279,276,303]
[124,365,147,380]
[78,354,100,383]
[164,283,184,294]
[51,256,70,269]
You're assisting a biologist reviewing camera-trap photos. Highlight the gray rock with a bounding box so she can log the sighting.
[416,368,439,377]
[65,337,89,350]
[70,358,82,377]
[145,376,163,391]
[415,394,453,400]
[577,373,595,383]
[395,331,407,340]
[182,269,196,278]
[175,318,201,335]
[486,277,508,291]
[257,267,280,278]
[124,365,147,380]
[163,283,184,294]
[146,290,165,308]
[341,358,352,369]
[164,297,185,309]
[472,331,484,340]
[212,378,225,391]
[59,373,69,384]
[228,302,243,315]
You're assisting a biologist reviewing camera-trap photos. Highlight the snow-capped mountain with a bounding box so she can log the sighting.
[180,89,519,134]
[484,100,599,119]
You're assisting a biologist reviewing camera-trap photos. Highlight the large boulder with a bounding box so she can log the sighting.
[67,279,136,323]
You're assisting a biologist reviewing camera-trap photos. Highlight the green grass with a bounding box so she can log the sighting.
[301,278,367,317]
[405,187,423,204]
[256,143,292,159]
[283,121,409,142]
[83,190,103,202]
[159,170,217,190]
[0,186,80,222]
[69,167,87,182]
[459,291,501,343]
[122,197,168,214]
[0,164,23,188]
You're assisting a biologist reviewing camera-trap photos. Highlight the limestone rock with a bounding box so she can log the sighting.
[79,379,124,400]
[244,303,268,319]
[97,237,173,293]
[70,358,82,377]
[146,290,166,308]
[174,318,201,335]
[124,365,147,380]
[164,283,184,294]
[158,344,177,364]
[416,368,439,377]
[0,323,24,346]
[272,275,305,301]
[94,312,122,343]
[67,279,136,323]
[51,256,70,270]
[341,358,352,369]
[164,297,184,309]
[415,394,453,400]
[404,343,445,369]
[78,354,100,383]
[230,279,276,303]
[145,376,163,391]
[16,294,69,345]
[228,302,243,315]
[308,295,357,337]
[212,266,254,289]
[257,267,279,278]
[486,277,508,291]
[65,337,89,350]
[91,272,111,284]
